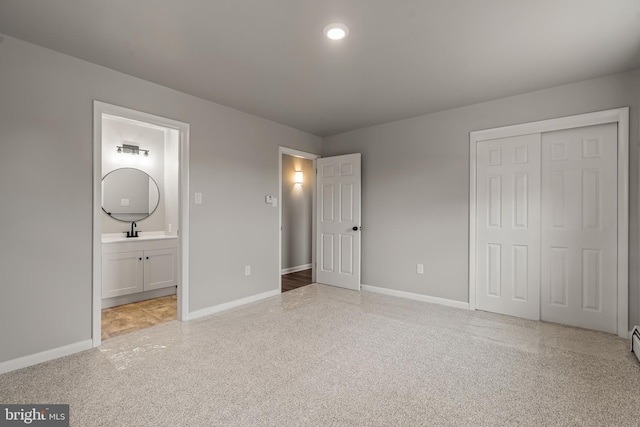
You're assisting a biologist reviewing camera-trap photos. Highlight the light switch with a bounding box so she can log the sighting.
[271,197,278,207]
[417,264,424,274]
[195,193,202,204]
[120,198,130,207]
[265,195,274,204]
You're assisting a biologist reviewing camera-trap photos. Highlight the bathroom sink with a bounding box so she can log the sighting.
[101,232,178,243]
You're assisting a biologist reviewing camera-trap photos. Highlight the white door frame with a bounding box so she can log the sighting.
[469,107,629,338]
[278,147,320,289]
[92,101,190,347]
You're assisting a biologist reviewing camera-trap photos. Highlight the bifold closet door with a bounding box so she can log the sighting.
[476,134,541,320]
[540,123,618,334]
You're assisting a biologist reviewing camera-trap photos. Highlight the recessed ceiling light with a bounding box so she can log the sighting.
[323,23,349,40]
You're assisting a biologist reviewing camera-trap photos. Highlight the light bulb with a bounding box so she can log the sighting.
[323,23,349,41]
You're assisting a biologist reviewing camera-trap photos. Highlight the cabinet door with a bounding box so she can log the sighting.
[143,248,177,291]
[102,251,144,297]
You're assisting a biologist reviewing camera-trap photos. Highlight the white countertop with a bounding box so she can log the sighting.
[101,232,178,243]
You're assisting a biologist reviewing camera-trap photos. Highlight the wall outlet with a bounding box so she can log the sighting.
[195,192,203,204]
[244,265,251,276]
[417,264,424,275]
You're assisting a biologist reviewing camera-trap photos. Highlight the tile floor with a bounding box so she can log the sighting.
[101,294,177,340]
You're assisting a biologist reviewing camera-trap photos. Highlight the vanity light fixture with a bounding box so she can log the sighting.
[116,143,149,157]
[294,171,304,185]
[323,23,349,40]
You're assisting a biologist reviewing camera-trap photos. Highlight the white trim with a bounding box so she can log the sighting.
[179,122,191,323]
[469,107,629,338]
[92,101,191,348]
[185,289,281,321]
[280,147,321,160]
[281,263,312,275]
[470,109,629,142]
[469,128,477,312]
[362,285,470,310]
[0,340,93,375]
[92,103,103,348]
[617,111,629,338]
[278,147,321,292]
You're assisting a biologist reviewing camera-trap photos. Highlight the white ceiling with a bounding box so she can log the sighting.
[0,0,639,136]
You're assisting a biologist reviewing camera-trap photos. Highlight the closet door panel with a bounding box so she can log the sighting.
[540,123,617,334]
[476,134,541,320]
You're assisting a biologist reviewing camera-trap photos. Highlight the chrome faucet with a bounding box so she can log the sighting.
[126,221,139,238]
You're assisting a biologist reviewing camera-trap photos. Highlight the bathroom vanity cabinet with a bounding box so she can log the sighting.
[101,235,178,307]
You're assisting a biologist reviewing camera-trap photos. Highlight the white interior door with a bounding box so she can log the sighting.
[476,134,541,320]
[316,153,361,290]
[540,123,618,334]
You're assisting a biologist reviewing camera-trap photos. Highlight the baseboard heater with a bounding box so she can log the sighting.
[632,326,640,364]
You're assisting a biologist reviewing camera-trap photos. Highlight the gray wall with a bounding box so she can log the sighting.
[323,69,640,329]
[1,31,638,365]
[0,34,321,363]
[281,155,313,271]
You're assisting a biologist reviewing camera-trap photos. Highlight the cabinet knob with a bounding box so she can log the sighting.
[138,257,142,260]
[146,256,149,259]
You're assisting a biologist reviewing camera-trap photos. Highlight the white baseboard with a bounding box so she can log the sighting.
[0,339,93,375]
[361,284,470,310]
[186,289,281,321]
[281,264,312,275]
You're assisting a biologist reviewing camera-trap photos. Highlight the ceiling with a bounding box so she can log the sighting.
[0,1,639,137]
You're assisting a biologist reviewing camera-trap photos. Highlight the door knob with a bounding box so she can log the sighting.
[352,226,360,231]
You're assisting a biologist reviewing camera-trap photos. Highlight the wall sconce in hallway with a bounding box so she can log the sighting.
[294,171,303,185]
[117,143,149,157]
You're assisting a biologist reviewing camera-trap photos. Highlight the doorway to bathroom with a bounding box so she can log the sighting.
[279,147,320,292]
[92,102,190,346]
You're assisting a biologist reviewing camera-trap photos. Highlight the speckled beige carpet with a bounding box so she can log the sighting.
[1,284,639,426]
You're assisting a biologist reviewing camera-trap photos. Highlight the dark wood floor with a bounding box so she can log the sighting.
[282,269,312,293]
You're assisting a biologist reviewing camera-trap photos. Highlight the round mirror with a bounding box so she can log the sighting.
[102,168,160,222]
